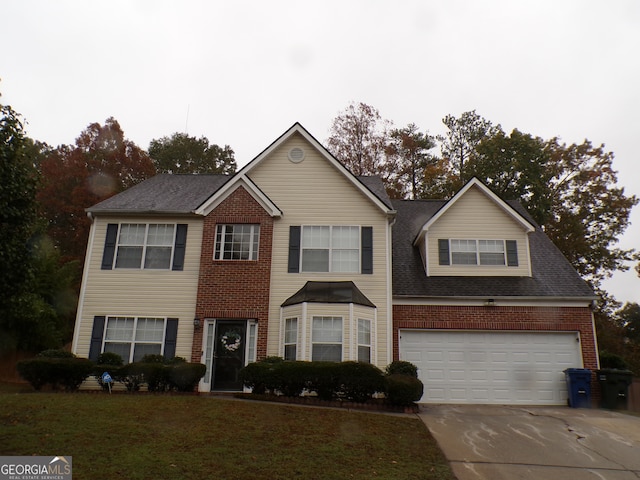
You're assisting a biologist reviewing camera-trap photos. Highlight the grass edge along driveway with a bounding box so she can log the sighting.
[0,390,454,480]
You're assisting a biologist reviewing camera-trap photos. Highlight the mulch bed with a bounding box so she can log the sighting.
[232,392,420,414]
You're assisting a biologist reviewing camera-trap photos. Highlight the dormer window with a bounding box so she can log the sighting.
[440,239,518,267]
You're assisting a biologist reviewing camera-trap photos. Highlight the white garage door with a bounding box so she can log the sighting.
[399,330,583,405]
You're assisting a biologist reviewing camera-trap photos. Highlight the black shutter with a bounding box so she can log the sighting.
[506,240,518,266]
[438,239,450,265]
[88,316,106,361]
[172,224,188,271]
[164,318,178,360]
[288,226,301,273]
[101,224,118,270]
[361,226,373,274]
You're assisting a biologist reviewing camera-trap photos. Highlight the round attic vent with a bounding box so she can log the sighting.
[288,147,305,163]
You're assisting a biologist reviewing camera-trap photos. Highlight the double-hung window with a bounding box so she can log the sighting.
[284,317,298,361]
[450,239,506,266]
[301,226,359,273]
[103,316,165,363]
[312,316,343,362]
[357,319,371,363]
[115,224,175,269]
[214,224,260,260]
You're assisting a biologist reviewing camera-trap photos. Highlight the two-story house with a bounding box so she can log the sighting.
[72,123,598,404]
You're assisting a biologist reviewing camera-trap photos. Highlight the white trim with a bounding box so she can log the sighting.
[414,178,535,246]
[393,296,596,308]
[72,214,97,354]
[301,302,308,360]
[195,175,282,217]
[101,315,168,363]
[385,219,394,366]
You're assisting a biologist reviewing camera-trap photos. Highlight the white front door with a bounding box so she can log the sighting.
[400,330,583,405]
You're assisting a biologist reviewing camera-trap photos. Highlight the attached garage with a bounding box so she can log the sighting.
[399,330,583,405]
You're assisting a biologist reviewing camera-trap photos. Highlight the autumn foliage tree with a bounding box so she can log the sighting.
[327,102,393,178]
[37,117,155,264]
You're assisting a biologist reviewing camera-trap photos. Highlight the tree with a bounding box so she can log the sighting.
[37,118,155,264]
[149,132,237,175]
[0,100,38,351]
[0,98,77,352]
[326,102,393,178]
[619,302,640,342]
[541,138,638,287]
[438,110,502,190]
[387,123,436,199]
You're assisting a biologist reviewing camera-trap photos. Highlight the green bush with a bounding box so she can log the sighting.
[385,360,419,378]
[115,363,145,392]
[335,362,385,403]
[55,358,94,391]
[385,374,424,406]
[240,360,386,401]
[37,349,76,359]
[17,357,93,391]
[138,362,170,392]
[16,358,53,390]
[140,354,166,364]
[306,362,339,400]
[272,361,309,397]
[168,363,206,392]
[599,351,629,370]
[96,352,124,366]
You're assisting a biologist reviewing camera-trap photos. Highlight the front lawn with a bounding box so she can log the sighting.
[0,390,454,480]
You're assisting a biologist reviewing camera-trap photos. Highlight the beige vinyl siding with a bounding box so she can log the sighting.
[249,133,392,368]
[427,186,531,276]
[73,215,203,360]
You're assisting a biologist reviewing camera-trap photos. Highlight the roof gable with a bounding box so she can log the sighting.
[194,174,282,217]
[414,178,535,245]
[195,123,394,216]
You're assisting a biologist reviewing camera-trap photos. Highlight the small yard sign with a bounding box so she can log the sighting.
[101,372,113,393]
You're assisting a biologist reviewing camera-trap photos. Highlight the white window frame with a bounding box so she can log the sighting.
[450,239,506,266]
[214,224,260,261]
[301,226,360,273]
[114,223,176,269]
[311,316,343,362]
[357,318,372,363]
[283,317,298,361]
[102,316,167,363]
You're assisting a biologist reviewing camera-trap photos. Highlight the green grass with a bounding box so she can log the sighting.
[0,390,454,480]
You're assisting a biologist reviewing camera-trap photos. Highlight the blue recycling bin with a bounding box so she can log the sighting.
[564,368,592,408]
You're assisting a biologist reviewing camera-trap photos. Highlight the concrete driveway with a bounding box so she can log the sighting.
[419,405,640,480]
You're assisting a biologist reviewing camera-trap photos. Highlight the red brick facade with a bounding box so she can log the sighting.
[393,304,600,399]
[192,186,272,363]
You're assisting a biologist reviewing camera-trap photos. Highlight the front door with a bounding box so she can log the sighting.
[211,320,247,391]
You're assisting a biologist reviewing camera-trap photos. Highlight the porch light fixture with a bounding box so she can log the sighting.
[193,317,201,328]
[484,299,496,307]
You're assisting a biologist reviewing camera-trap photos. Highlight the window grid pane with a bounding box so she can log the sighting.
[214,224,259,260]
[301,226,360,273]
[115,224,175,269]
[357,319,372,363]
[103,317,165,363]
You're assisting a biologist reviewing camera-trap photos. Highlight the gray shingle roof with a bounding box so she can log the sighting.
[88,174,230,214]
[391,199,595,299]
[357,176,393,210]
[87,173,392,214]
[282,281,376,308]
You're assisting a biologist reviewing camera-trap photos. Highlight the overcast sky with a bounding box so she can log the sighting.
[3,0,639,305]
